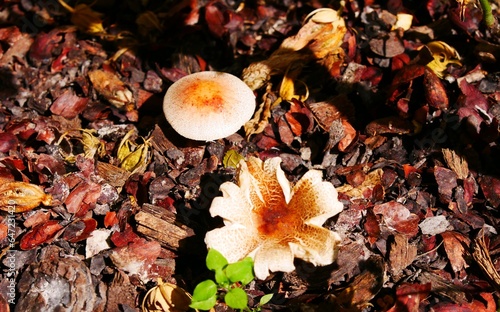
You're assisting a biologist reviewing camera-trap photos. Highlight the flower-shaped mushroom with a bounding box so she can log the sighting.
[205,156,343,280]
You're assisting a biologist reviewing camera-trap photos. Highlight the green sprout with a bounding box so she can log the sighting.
[189,249,273,311]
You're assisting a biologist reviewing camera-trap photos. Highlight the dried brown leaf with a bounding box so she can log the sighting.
[88,69,134,111]
[0,181,53,213]
[472,229,500,292]
[440,231,470,274]
[442,148,469,180]
[329,255,384,310]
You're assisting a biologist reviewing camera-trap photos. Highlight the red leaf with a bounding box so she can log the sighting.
[104,211,119,228]
[338,119,357,152]
[388,64,426,102]
[50,89,89,119]
[20,220,63,250]
[111,224,140,247]
[478,175,500,208]
[364,208,380,245]
[434,166,458,204]
[457,79,490,134]
[51,46,72,73]
[402,164,420,179]
[373,201,420,237]
[424,68,448,110]
[387,283,431,312]
[205,1,228,38]
[391,53,411,72]
[29,28,71,65]
[64,181,101,215]
[277,116,294,145]
[0,132,18,153]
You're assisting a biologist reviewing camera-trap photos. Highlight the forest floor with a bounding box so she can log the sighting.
[1,0,500,311]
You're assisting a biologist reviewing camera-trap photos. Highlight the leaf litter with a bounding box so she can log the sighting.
[0,0,500,311]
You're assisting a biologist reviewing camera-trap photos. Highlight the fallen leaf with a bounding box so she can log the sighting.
[330,255,385,310]
[0,132,19,153]
[386,283,431,312]
[424,41,461,78]
[373,201,420,237]
[434,166,458,204]
[20,220,63,250]
[0,181,53,213]
[478,175,500,208]
[472,229,500,292]
[365,116,414,136]
[369,32,405,58]
[338,119,357,152]
[88,69,135,111]
[337,168,383,201]
[50,89,89,119]
[441,231,470,274]
[442,149,469,180]
[424,68,449,110]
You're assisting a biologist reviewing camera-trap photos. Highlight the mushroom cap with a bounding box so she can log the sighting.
[163,71,256,141]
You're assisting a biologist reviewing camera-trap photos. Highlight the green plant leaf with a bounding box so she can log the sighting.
[259,293,273,305]
[190,279,218,310]
[224,287,248,310]
[225,257,254,285]
[190,295,217,311]
[206,249,228,272]
[214,268,229,287]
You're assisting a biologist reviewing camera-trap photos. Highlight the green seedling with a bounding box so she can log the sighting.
[190,249,273,311]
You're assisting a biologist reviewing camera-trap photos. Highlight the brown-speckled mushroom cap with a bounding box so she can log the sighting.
[163,71,256,141]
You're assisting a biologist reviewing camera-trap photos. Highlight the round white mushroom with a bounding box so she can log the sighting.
[163,71,256,141]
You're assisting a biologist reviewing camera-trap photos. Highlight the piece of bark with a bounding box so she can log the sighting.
[388,233,417,280]
[135,204,195,250]
[16,245,97,312]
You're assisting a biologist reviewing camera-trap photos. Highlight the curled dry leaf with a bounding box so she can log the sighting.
[117,130,151,174]
[471,229,500,292]
[0,181,53,213]
[242,8,346,90]
[441,231,470,274]
[142,278,192,312]
[205,156,343,280]
[57,0,105,36]
[88,69,135,111]
[424,41,462,78]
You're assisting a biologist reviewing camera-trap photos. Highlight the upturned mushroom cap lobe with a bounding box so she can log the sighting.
[163,71,255,141]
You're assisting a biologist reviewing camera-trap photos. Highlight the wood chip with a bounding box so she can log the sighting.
[135,204,195,250]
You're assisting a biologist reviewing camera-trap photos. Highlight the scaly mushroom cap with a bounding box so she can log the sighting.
[163,71,255,141]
